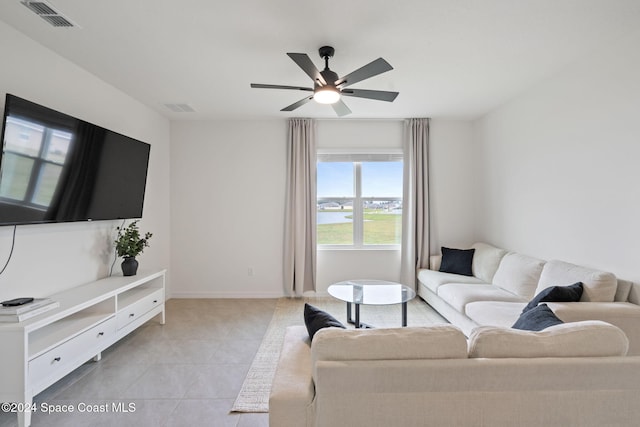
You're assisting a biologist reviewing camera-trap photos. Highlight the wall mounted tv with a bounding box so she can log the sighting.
[0,94,151,226]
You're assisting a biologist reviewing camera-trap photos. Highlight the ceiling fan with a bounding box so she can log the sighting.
[250,46,399,117]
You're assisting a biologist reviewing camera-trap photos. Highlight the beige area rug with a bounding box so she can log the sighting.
[231,296,447,413]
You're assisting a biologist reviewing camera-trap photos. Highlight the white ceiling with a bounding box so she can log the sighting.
[1,0,639,121]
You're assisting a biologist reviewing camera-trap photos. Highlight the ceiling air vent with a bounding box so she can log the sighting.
[164,103,196,113]
[21,1,78,28]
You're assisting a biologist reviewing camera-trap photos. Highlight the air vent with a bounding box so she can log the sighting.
[21,1,79,28]
[164,103,197,113]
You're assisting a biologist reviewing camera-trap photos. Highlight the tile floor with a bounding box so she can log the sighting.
[0,298,277,427]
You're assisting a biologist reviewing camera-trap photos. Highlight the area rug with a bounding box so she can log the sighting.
[230,296,446,413]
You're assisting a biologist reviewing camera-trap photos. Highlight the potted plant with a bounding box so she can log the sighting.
[115,220,152,276]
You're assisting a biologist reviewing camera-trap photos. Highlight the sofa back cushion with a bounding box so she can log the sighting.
[492,252,545,299]
[468,320,629,358]
[471,242,508,282]
[615,279,633,302]
[536,260,617,302]
[311,325,468,367]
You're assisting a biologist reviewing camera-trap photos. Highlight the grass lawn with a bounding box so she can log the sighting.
[317,210,401,245]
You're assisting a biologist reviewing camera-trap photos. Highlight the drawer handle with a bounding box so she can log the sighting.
[153,300,158,303]
[98,332,105,337]
[53,357,61,363]
[129,313,135,317]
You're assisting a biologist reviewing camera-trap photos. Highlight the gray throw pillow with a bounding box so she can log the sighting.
[523,282,583,313]
[512,303,564,331]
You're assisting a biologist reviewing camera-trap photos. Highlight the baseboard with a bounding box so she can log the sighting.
[169,290,333,299]
[169,291,285,299]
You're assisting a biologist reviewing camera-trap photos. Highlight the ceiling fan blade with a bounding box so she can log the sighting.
[251,83,313,91]
[331,99,352,117]
[287,53,327,86]
[341,88,399,102]
[281,96,314,112]
[335,58,393,88]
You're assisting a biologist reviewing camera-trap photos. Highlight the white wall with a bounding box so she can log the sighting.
[170,120,287,298]
[0,21,171,301]
[170,118,475,297]
[473,28,640,283]
[428,120,477,252]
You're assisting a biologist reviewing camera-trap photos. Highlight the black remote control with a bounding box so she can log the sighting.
[1,297,35,307]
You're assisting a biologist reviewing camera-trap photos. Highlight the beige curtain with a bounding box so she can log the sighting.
[283,118,317,296]
[400,118,430,288]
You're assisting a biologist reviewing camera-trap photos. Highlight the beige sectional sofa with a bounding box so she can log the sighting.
[418,242,640,355]
[270,323,640,427]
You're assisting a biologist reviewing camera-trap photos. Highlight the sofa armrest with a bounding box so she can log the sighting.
[547,302,640,356]
[269,325,315,427]
[430,255,442,271]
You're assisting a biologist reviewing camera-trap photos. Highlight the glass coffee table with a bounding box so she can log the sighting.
[328,280,416,328]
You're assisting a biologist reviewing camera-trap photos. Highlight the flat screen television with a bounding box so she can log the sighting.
[0,94,151,226]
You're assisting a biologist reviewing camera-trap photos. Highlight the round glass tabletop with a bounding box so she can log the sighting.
[328,280,416,306]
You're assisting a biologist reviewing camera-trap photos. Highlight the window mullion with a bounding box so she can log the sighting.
[353,162,363,247]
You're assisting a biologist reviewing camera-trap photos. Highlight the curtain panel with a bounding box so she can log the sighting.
[283,118,317,296]
[400,118,430,288]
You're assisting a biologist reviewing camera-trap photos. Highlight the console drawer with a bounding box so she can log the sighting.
[116,288,163,330]
[28,316,116,387]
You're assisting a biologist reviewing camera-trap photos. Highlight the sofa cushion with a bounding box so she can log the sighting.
[465,301,525,327]
[468,320,629,358]
[417,269,486,294]
[536,260,617,302]
[512,304,564,331]
[304,303,345,341]
[492,252,545,299]
[471,242,508,283]
[439,247,475,276]
[523,282,583,313]
[311,325,468,364]
[437,283,526,314]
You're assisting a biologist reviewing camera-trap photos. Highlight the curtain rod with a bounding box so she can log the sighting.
[307,117,430,122]
[305,117,406,122]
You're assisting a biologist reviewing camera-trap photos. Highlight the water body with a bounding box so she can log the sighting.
[317,211,353,225]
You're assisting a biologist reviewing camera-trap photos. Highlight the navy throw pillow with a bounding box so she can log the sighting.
[304,303,346,341]
[439,247,475,276]
[522,282,583,313]
[512,303,564,331]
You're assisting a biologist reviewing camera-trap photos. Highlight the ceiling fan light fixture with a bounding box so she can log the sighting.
[314,86,340,104]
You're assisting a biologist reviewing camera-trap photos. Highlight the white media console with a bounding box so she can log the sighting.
[0,269,166,427]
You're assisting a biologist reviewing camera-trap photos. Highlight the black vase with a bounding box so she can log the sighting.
[121,257,139,276]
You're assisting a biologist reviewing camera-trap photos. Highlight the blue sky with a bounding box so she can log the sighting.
[317,161,403,197]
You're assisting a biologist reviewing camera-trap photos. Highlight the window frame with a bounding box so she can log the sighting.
[317,149,403,250]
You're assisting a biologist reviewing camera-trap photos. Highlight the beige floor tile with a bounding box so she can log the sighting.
[165,399,240,427]
[0,298,280,426]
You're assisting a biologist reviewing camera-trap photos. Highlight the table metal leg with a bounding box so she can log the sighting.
[345,302,364,328]
[402,301,408,327]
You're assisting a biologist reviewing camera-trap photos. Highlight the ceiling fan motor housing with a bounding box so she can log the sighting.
[319,69,339,86]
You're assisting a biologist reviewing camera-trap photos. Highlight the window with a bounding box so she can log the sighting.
[317,152,403,248]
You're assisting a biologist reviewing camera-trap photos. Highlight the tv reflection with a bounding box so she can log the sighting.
[0,115,105,222]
